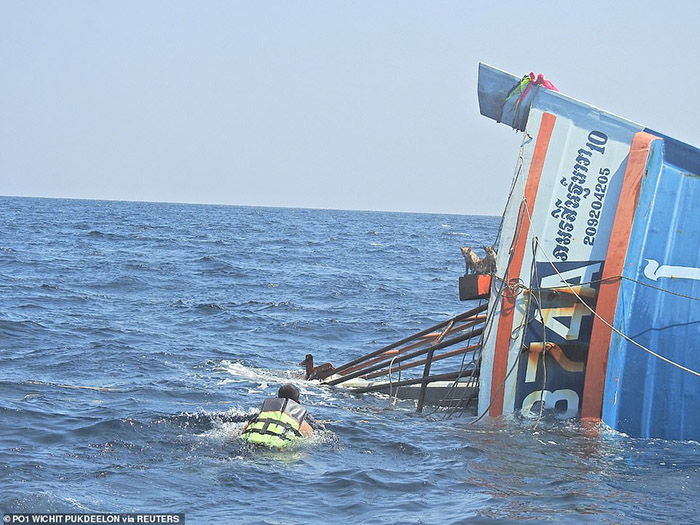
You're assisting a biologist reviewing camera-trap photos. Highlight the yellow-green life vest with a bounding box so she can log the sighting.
[240,397,307,448]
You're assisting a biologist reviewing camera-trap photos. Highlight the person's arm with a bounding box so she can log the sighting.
[300,419,314,438]
[239,412,259,434]
[304,413,325,430]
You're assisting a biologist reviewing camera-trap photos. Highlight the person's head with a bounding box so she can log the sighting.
[278,383,300,403]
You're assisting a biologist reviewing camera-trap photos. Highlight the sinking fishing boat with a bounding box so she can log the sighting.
[474,63,700,441]
[306,63,700,441]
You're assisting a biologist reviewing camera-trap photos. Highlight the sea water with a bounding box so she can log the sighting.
[1,196,699,524]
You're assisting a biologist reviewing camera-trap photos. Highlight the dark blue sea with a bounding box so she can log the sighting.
[2,196,699,524]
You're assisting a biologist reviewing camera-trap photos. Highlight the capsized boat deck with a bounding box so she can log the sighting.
[302,304,485,412]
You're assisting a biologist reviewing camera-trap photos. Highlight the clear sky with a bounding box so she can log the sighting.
[2,1,699,215]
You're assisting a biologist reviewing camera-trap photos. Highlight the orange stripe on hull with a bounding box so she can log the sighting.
[580,131,659,420]
[489,112,557,416]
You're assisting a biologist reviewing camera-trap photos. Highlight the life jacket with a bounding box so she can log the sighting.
[240,397,307,448]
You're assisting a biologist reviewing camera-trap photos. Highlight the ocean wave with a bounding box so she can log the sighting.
[70,418,145,439]
[158,407,257,432]
[22,379,120,393]
[195,302,226,312]
[1,492,90,514]
[194,255,236,268]
[87,275,148,291]
[231,300,300,312]
[0,319,46,337]
[86,230,131,242]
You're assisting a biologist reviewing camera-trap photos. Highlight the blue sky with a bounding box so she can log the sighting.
[2,1,699,215]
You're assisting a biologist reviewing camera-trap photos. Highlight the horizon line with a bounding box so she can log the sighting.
[1,193,500,218]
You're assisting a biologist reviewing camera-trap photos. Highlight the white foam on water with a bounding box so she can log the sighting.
[214,359,332,402]
[201,420,248,442]
[216,360,302,384]
[305,428,339,448]
[192,406,258,442]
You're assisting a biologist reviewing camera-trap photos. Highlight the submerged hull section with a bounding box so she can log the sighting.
[477,64,700,439]
[600,135,700,439]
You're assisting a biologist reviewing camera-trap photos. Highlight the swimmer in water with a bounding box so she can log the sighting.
[239,383,314,448]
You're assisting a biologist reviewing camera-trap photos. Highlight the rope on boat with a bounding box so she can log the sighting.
[424,151,700,419]
[436,147,534,418]
[469,346,522,425]
[519,199,700,380]
[466,193,700,426]
[442,158,532,420]
[619,276,700,302]
[491,273,700,304]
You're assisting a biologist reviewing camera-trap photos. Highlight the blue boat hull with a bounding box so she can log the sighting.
[476,63,700,440]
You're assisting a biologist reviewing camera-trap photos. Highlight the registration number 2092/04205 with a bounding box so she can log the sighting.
[583,168,610,246]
